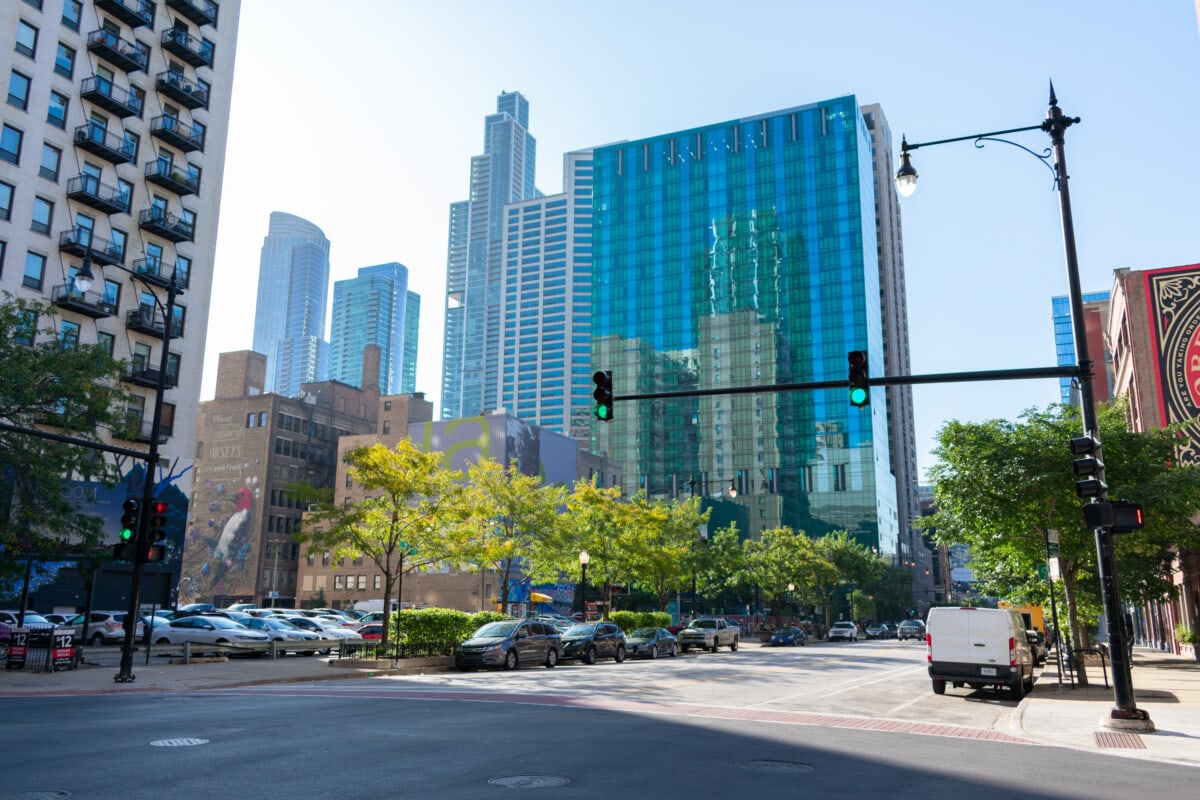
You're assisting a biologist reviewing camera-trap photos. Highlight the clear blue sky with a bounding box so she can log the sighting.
[202,1,1200,479]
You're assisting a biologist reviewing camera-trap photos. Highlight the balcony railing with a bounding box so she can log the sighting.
[80,76,143,118]
[74,123,137,164]
[132,256,189,289]
[66,175,130,214]
[155,70,208,110]
[144,161,200,196]
[161,28,214,68]
[139,208,194,243]
[51,283,117,319]
[96,0,156,29]
[87,29,149,73]
[166,0,218,28]
[118,412,172,444]
[126,304,184,338]
[150,115,204,152]
[123,356,178,389]
[58,228,125,267]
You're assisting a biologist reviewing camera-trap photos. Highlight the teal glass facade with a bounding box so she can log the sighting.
[591,96,898,550]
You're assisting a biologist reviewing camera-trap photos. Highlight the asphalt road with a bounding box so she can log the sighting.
[3,639,1193,799]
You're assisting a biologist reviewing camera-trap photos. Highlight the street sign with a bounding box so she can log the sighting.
[1049,557,1061,581]
[1037,563,1049,580]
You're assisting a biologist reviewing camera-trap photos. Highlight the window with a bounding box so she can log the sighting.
[382,420,390,434]
[23,251,46,290]
[8,71,30,110]
[175,254,191,286]
[0,182,12,220]
[16,21,38,59]
[109,228,126,260]
[47,91,68,129]
[334,575,344,590]
[122,130,139,161]
[39,143,61,180]
[14,309,36,346]
[116,178,133,212]
[62,1,82,31]
[1,125,22,164]
[373,575,381,590]
[31,197,52,234]
[180,208,196,238]
[97,331,115,356]
[54,44,75,78]
[59,320,80,349]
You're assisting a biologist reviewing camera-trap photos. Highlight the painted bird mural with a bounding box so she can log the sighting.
[213,487,252,562]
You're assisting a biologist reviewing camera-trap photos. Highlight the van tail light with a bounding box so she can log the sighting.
[1009,636,1017,666]
[926,632,932,662]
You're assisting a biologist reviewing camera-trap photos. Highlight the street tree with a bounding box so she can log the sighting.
[812,531,882,631]
[926,401,1200,685]
[625,494,710,612]
[738,527,837,626]
[295,440,464,651]
[0,294,130,582]
[563,480,628,618]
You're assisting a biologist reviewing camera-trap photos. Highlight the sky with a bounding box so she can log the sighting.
[200,1,1200,480]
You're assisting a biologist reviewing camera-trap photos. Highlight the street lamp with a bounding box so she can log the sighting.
[74,253,183,684]
[896,84,1149,728]
[578,550,589,621]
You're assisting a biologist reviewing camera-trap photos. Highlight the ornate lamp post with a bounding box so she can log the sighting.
[578,550,590,620]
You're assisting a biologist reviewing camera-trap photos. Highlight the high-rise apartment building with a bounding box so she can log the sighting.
[499,150,594,443]
[251,211,330,397]
[590,95,901,553]
[441,91,540,419]
[329,261,416,395]
[401,289,419,394]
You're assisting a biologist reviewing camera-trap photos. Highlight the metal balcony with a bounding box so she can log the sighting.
[155,70,208,110]
[123,356,178,389]
[67,175,130,214]
[118,412,172,444]
[150,115,204,152]
[58,229,126,267]
[131,255,186,289]
[145,161,200,196]
[74,123,137,165]
[126,305,184,338]
[138,208,194,243]
[80,76,143,118]
[87,29,149,73]
[166,0,218,28]
[51,283,117,319]
[96,0,156,29]
[161,28,214,68]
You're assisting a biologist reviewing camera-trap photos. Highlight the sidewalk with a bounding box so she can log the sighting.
[1014,647,1200,767]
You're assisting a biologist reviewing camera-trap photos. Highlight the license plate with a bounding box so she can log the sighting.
[980,667,997,677]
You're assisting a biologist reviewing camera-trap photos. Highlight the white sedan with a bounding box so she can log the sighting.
[150,615,269,653]
[243,616,323,655]
[828,621,859,642]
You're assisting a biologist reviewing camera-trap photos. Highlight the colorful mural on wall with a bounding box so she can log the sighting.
[1147,263,1200,465]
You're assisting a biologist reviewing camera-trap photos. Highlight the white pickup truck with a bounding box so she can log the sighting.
[677,618,739,653]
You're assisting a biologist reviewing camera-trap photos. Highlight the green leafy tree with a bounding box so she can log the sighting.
[563,480,629,619]
[812,531,882,631]
[738,527,837,626]
[927,402,1200,685]
[0,294,130,580]
[625,494,710,612]
[295,440,464,650]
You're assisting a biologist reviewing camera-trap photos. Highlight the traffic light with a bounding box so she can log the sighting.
[148,500,168,540]
[1069,435,1107,498]
[119,498,139,542]
[1110,500,1145,533]
[592,370,614,421]
[112,542,132,561]
[145,544,166,562]
[848,351,870,407]
[111,542,165,562]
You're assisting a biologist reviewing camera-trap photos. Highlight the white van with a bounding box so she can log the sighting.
[350,599,399,615]
[926,606,1034,698]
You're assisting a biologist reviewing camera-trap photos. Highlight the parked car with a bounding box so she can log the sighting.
[41,613,76,626]
[926,606,1035,698]
[150,615,269,653]
[534,614,576,631]
[353,623,384,641]
[625,627,678,659]
[770,626,807,647]
[243,616,322,653]
[178,603,216,614]
[897,620,926,641]
[455,618,562,671]
[559,622,627,664]
[828,621,859,642]
[224,603,258,612]
[677,618,739,652]
[67,611,143,645]
[865,622,892,640]
[1027,629,1048,665]
[0,611,53,628]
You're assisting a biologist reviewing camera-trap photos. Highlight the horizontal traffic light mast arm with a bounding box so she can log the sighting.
[0,420,153,461]
[615,365,1079,402]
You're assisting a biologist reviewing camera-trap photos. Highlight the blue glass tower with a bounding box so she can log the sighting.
[402,291,420,395]
[252,212,331,397]
[329,262,413,394]
[1051,291,1111,405]
[591,96,898,550]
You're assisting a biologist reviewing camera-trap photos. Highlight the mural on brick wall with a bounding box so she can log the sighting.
[1147,263,1200,466]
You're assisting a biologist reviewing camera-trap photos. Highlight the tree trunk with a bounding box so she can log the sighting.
[771,599,782,628]
[1061,568,1089,687]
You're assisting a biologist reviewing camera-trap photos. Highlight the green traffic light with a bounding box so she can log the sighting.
[849,386,869,407]
[120,527,133,541]
[594,403,610,420]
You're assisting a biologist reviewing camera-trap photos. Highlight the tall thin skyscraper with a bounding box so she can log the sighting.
[402,290,420,394]
[251,211,330,396]
[329,262,414,395]
[441,91,540,419]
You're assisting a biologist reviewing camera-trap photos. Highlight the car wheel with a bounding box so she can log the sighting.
[1010,674,1026,700]
[614,645,626,663]
[730,637,739,652]
[90,633,105,646]
[649,644,658,660]
[680,645,690,653]
[155,637,170,645]
[504,649,519,671]
[545,648,558,669]
[583,645,597,665]
[932,679,947,695]
[710,640,720,653]
[669,644,678,657]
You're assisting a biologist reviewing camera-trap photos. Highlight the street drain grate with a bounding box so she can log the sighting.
[149,738,210,748]
[1093,731,1146,749]
[737,760,815,774]
[488,775,569,789]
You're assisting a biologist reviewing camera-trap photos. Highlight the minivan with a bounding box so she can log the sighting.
[926,606,1034,698]
[455,619,562,671]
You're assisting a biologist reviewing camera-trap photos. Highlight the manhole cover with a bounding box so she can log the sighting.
[487,775,570,789]
[2,793,72,800]
[149,738,210,747]
[737,759,815,774]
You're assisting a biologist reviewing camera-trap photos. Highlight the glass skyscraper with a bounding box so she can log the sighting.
[251,212,331,397]
[441,91,540,419]
[1052,291,1111,405]
[591,96,899,551]
[329,262,415,395]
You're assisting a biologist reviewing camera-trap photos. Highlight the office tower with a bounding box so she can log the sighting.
[0,1,241,610]
[441,90,540,419]
[251,211,330,396]
[401,289,419,394]
[500,150,594,442]
[591,96,901,554]
[1051,291,1112,405]
[328,261,411,393]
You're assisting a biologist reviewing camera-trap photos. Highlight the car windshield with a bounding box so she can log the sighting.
[13,613,51,626]
[564,624,596,636]
[776,627,797,635]
[689,619,716,629]
[833,622,855,629]
[629,628,657,638]
[473,621,519,638]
